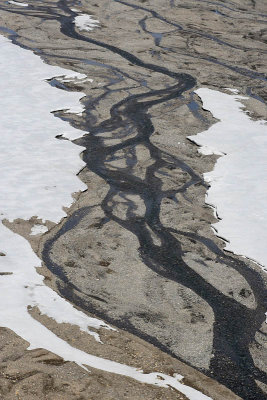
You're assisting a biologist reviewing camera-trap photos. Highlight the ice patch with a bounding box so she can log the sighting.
[57,72,93,83]
[225,87,239,94]
[74,14,100,32]
[8,0,28,6]
[188,88,267,272]
[198,145,225,156]
[30,224,48,235]
[62,72,87,81]
[63,104,85,115]
[59,131,86,141]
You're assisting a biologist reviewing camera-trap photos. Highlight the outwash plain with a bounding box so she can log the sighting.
[0,0,267,399]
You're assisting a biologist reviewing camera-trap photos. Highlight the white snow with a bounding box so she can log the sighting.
[188,88,267,272]
[61,72,88,81]
[225,87,239,94]
[60,131,87,140]
[63,104,85,115]
[57,73,93,115]
[0,38,87,222]
[0,34,112,342]
[74,14,100,32]
[0,35,212,399]
[0,225,113,343]
[8,0,28,6]
[30,224,48,235]
[57,72,93,83]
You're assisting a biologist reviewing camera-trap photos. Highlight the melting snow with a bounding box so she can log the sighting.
[57,72,93,83]
[30,224,49,235]
[74,14,100,32]
[8,0,28,6]
[188,88,267,272]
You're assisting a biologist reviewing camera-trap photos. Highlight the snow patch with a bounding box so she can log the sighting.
[0,34,112,342]
[8,0,28,6]
[188,88,267,272]
[0,39,87,223]
[59,131,87,141]
[30,224,48,235]
[63,104,84,115]
[57,72,93,83]
[74,14,100,32]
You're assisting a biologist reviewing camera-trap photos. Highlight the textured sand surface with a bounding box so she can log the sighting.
[0,0,266,399]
